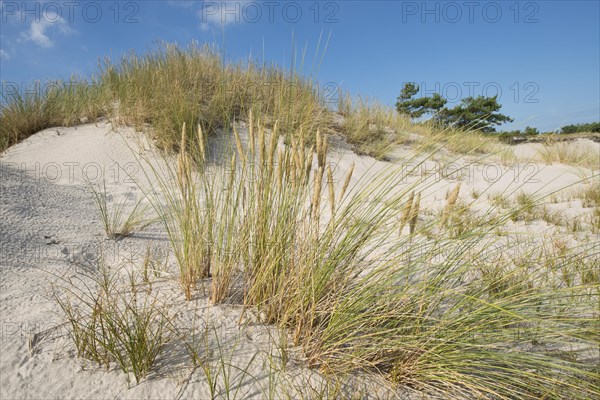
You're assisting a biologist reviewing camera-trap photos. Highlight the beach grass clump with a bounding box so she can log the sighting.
[304,237,598,398]
[512,191,538,221]
[442,200,483,237]
[0,78,110,152]
[436,183,497,238]
[496,145,518,165]
[53,259,169,384]
[89,178,152,239]
[1,42,331,154]
[137,123,216,300]
[577,180,600,208]
[137,112,600,398]
[473,254,534,298]
[397,119,502,156]
[537,140,600,169]
[444,129,500,154]
[100,42,331,151]
[569,246,600,286]
[338,95,411,159]
[539,206,564,227]
[488,191,541,222]
[488,192,512,209]
[538,238,599,288]
[590,207,600,233]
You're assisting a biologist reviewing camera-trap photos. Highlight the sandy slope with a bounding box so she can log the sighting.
[0,122,598,399]
[0,122,388,400]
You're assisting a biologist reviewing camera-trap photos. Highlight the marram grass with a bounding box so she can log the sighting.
[128,112,600,398]
[1,42,331,153]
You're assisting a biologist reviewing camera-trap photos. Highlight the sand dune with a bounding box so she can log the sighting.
[1,122,598,399]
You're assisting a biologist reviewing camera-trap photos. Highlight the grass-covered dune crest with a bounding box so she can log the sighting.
[1,42,332,153]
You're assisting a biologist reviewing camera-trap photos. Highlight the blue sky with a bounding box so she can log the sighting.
[1,0,598,132]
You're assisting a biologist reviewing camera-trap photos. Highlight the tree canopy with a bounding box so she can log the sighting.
[560,122,600,134]
[396,83,513,132]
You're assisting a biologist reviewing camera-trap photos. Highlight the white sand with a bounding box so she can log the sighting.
[1,122,598,399]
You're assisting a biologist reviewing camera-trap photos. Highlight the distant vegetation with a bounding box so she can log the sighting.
[395,82,513,132]
[502,122,600,136]
[396,83,599,137]
[501,126,542,135]
[560,121,600,134]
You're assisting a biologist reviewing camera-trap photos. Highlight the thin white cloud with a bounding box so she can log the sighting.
[19,11,75,48]
[0,49,10,60]
[197,0,252,31]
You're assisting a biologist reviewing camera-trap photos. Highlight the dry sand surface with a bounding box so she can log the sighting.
[1,122,598,398]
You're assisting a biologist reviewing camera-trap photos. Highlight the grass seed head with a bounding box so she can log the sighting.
[399,191,415,234]
[327,165,335,216]
[441,182,462,226]
[339,163,355,202]
[409,192,421,235]
[233,125,245,164]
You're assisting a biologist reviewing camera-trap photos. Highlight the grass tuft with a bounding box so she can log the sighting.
[537,140,600,169]
[53,257,169,384]
[89,178,152,239]
[0,78,110,152]
[338,95,411,159]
